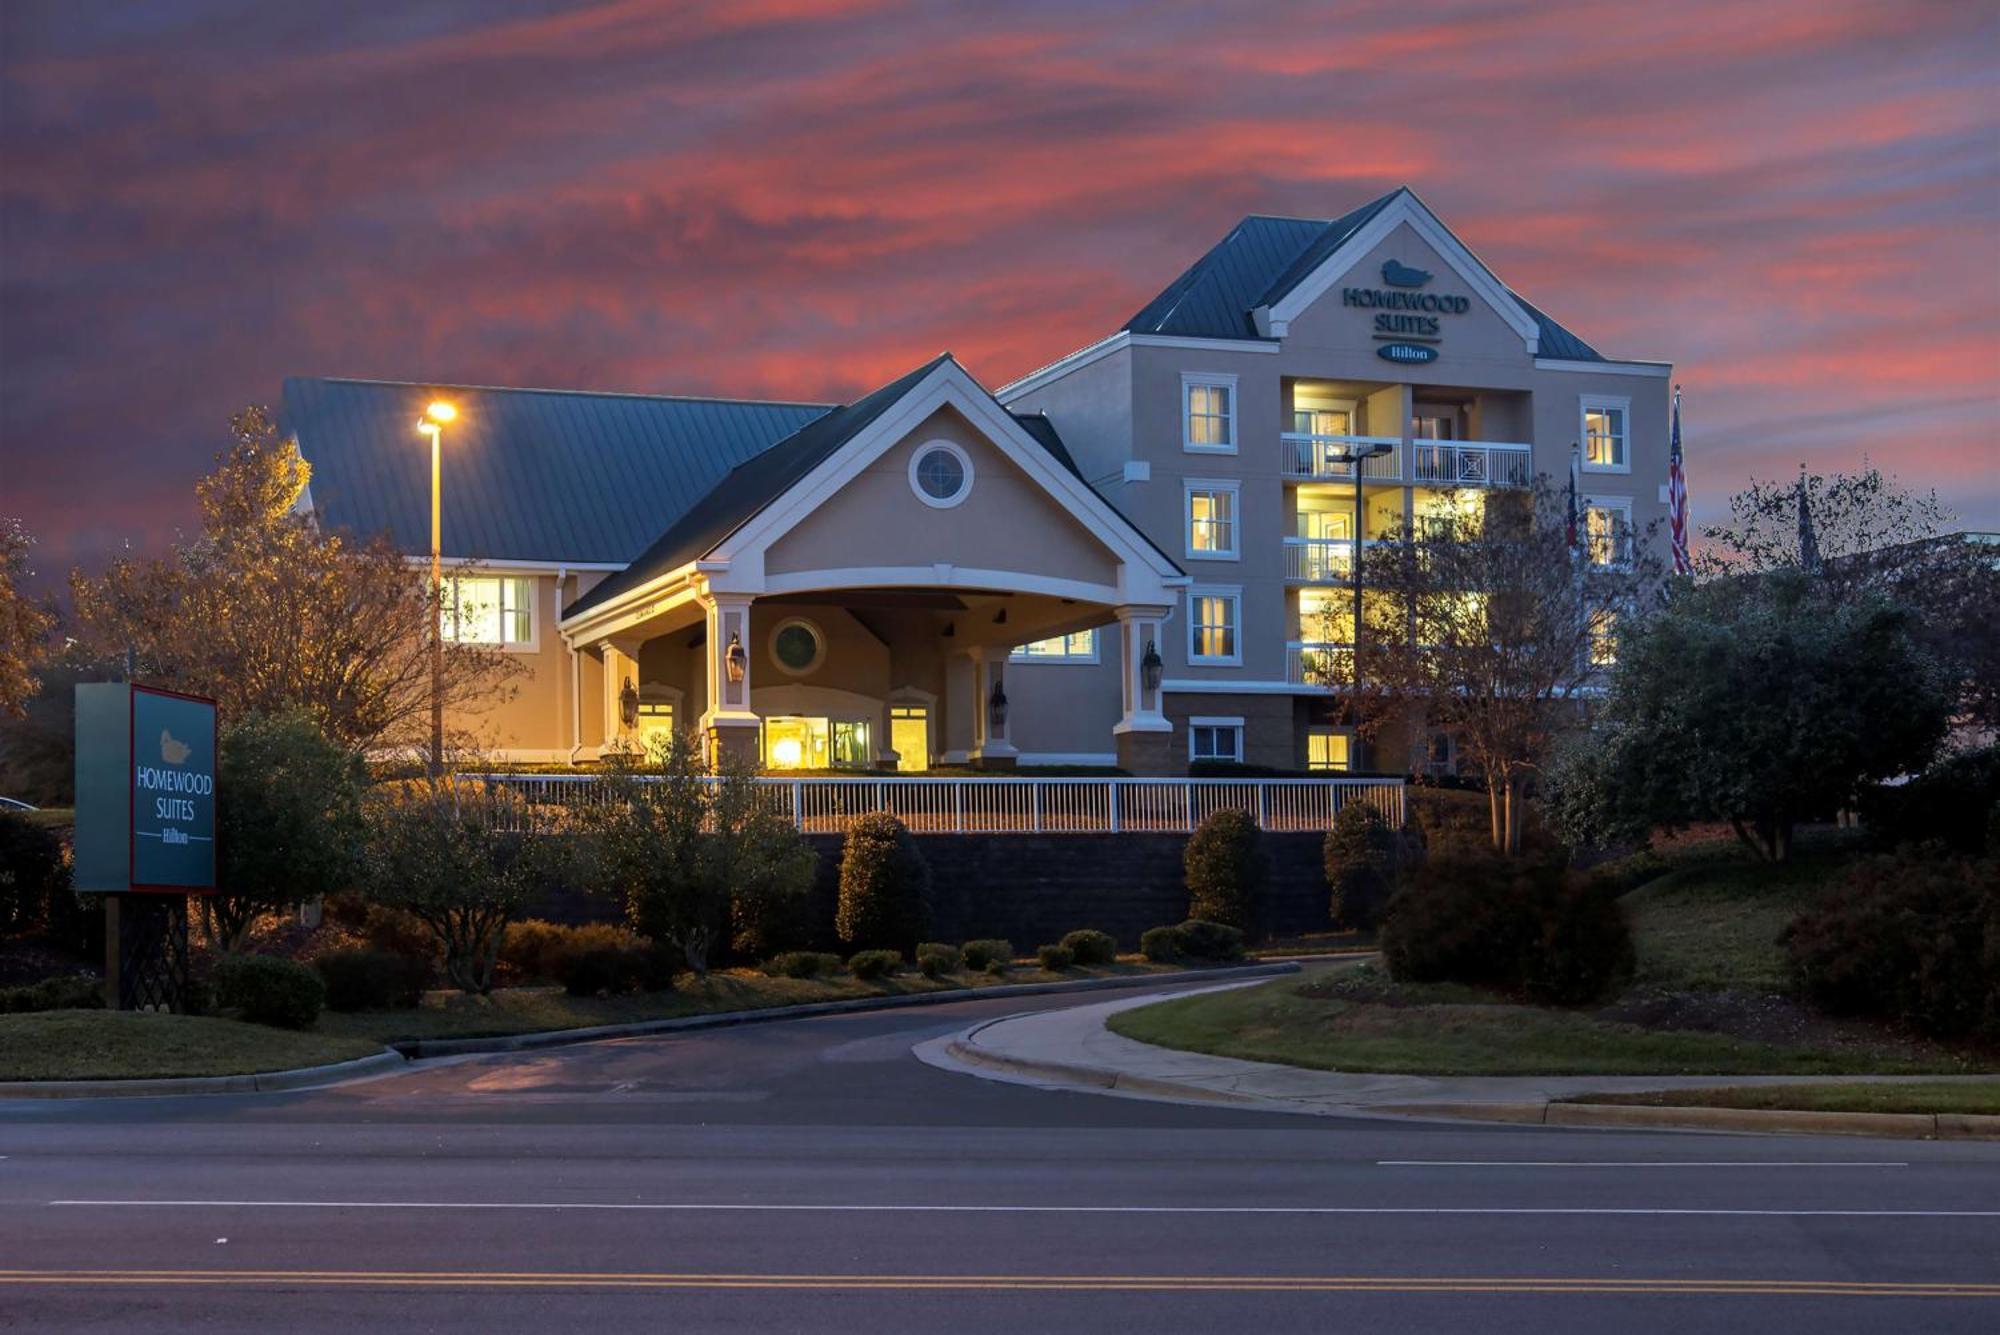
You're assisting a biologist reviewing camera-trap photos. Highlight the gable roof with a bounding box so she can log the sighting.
[1122,186,1604,360]
[283,377,832,566]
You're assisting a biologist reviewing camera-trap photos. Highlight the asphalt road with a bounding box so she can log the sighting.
[2,980,1996,1333]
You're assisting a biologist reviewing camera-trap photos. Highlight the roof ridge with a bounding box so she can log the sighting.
[297,375,836,411]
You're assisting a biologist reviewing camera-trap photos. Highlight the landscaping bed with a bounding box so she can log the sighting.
[0,1010,379,1082]
[1560,1079,2000,1117]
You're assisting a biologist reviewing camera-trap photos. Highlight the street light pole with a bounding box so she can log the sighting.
[1328,440,1393,770]
[418,400,457,779]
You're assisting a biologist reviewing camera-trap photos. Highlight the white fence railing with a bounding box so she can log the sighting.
[1285,641,1353,687]
[1410,440,1533,487]
[1284,536,1353,582]
[1280,433,1403,482]
[462,774,1404,835]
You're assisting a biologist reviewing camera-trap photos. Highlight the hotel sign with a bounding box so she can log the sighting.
[73,682,218,893]
[1344,260,1466,364]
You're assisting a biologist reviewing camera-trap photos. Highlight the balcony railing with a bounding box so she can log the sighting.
[1410,439,1533,487]
[1280,433,1403,482]
[1283,536,1353,582]
[1285,641,1354,687]
[462,773,1404,835]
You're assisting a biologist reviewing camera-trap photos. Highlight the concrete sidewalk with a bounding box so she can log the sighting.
[916,980,2000,1139]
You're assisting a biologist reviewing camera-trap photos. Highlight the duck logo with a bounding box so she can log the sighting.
[1381,260,1432,288]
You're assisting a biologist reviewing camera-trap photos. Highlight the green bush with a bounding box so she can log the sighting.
[313,948,427,1012]
[1784,850,1999,1041]
[1176,919,1246,963]
[1379,852,1634,1005]
[1139,925,1185,963]
[1323,802,1408,930]
[916,942,960,979]
[500,920,639,984]
[764,950,845,980]
[558,943,637,997]
[1036,943,1074,971]
[0,974,103,1013]
[835,813,932,952]
[1183,808,1266,932]
[960,938,1013,971]
[1858,746,2000,856]
[847,949,903,981]
[212,953,325,1029]
[1059,929,1117,967]
[0,811,68,935]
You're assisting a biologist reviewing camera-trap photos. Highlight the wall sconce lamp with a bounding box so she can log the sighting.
[724,631,747,684]
[1140,639,1164,693]
[987,679,1009,731]
[619,677,639,731]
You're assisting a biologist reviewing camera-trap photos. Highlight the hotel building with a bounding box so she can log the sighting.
[287,188,1672,775]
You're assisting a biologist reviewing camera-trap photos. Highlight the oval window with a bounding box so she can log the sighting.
[771,619,824,675]
[908,441,972,508]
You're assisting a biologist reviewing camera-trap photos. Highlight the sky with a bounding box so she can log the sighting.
[2,0,1996,583]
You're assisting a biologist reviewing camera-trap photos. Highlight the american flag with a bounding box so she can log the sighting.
[1566,444,1581,552]
[1668,385,1690,575]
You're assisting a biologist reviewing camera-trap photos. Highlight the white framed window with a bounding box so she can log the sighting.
[1184,478,1240,560]
[1190,716,1244,764]
[441,575,535,648]
[1187,584,1241,666]
[908,439,974,508]
[1011,630,1098,663]
[1581,395,1630,473]
[1306,728,1353,773]
[1588,608,1619,668]
[1583,495,1634,568]
[1182,372,1237,454]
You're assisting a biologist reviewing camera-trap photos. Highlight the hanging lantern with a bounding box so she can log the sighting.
[987,679,1009,731]
[618,677,640,731]
[1140,638,1164,693]
[724,631,747,684]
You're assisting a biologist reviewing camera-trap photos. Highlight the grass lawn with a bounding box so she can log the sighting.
[317,960,1181,1045]
[1564,1080,2000,1116]
[0,1010,380,1081]
[1106,965,1976,1076]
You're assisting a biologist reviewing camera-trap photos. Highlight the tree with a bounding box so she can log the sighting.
[593,738,815,975]
[1339,482,1659,853]
[67,408,519,760]
[361,779,549,993]
[1552,572,1950,862]
[205,711,367,951]
[835,813,932,952]
[0,520,57,719]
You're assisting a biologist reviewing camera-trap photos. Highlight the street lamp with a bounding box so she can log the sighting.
[416,399,456,777]
[1325,439,1393,766]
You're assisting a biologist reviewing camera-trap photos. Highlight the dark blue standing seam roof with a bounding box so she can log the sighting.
[282,378,832,566]
[1121,186,1604,360]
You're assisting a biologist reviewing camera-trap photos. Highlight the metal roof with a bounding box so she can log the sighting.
[282,378,833,565]
[1122,187,1605,360]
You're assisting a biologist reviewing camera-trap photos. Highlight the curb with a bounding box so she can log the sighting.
[0,1048,408,1101]
[393,960,1305,1059]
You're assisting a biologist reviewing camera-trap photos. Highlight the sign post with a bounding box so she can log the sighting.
[73,683,218,1011]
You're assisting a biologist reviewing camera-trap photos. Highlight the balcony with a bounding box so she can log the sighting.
[1410,439,1533,487]
[1284,537,1353,583]
[1280,433,1403,482]
[1285,640,1353,687]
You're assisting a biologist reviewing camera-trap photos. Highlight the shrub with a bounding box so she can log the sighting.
[847,949,903,980]
[1183,808,1266,932]
[1784,851,1999,1041]
[212,953,324,1029]
[1059,929,1117,967]
[0,974,103,1014]
[501,920,639,984]
[0,811,68,935]
[1036,943,1074,971]
[960,939,1013,971]
[1323,803,1405,930]
[1139,925,1185,963]
[835,814,933,952]
[1379,852,1635,1005]
[765,950,845,980]
[558,943,640,997]
[916,942,961,979]
[1858,746,2000,856]
[1176,919,1246,963]
[313,948,427,1012]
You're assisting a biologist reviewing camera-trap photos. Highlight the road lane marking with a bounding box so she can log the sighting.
[1376,1161,1912,1168]
[48,1200,2000,1219]
[0,1270,1994,1297]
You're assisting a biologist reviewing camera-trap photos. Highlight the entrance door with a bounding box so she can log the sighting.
[890,705,929,772]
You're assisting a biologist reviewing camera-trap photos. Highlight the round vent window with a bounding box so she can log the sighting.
[909,440,973,508]
[770,618,825,676]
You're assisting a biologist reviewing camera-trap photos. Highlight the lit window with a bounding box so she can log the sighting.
[1582,398,1629,471]
[1189,588,1240,664]
[1589,609,1618,667]
[1012,630,1097,662]
[1184,376,1236,452]
[1191,720,1244,763]
[1307,730,1351,772]
[441,576,534,646]
[1186,482,1239,559]
[636,701,675,757]
[1584,499,1633,567]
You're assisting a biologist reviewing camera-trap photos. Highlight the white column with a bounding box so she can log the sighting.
[967,647,1017,763]
[601,640,642,756]
[1112,606,1172,737]
[697,594,760,763]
